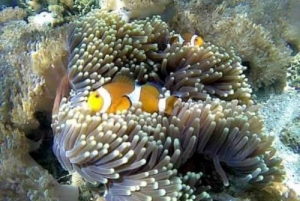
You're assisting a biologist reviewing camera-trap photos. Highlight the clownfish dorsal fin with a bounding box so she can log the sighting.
[113,74,135,85]
[141,84,160,98]
[181,33,193,41]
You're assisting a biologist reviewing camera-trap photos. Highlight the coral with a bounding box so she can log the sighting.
[60,0,74,8]
[16,0,77,26]
[210,181,300,201]
[73,0,97,14]
[259,182,300,201]
[0,20,43,130]
[168,0,293,90]
[0,124,79,201]
[0,124,57,200]
[288,52,300,89]
[27,6,66,29]
[0,10,77,199]
[0,12,69,131]
[283,0,300,52]
[0,7,27,24]
[280,116,300,153]
[48,4,65,25]
[52,10,285,200]
[27,11,56,28]
[99,0,173,19]
[26,0,42,11]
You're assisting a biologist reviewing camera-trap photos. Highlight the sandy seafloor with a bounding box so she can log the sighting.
[257,86,300,195]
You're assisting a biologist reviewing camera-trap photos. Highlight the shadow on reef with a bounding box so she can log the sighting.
[28,111,69,183]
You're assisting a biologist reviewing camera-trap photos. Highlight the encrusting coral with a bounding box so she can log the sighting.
[0,124,80,201]
[0,12,69,131]
[52,10,285,200]
[0,8,78,200]
[0,124,54,200]
[0,7,27,24]
[99,0,173,19]
[17,0,99,26]
[288,52,300,89]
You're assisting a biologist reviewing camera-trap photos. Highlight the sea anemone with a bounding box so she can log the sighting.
[52,10,285,200]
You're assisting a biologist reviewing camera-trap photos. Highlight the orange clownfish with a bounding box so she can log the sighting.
[87,75,178,115]
[170,33,204,47]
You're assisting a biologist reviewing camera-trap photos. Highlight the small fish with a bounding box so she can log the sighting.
[87,75,178,115]
[53,74,71,116]
[170,33,204,47]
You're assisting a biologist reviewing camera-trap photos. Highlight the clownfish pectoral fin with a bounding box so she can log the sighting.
[108,96,132,113]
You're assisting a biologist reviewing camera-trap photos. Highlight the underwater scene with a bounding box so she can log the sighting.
[0,0,300,200]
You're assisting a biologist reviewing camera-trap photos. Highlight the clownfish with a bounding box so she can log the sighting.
[87,75,178,115]
[170,33,204,47]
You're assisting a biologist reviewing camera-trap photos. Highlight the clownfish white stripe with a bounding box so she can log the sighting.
[190,34,198,46]
[126,85,142,104]
[174,34,184,44]
[158,98,166,113]
[97,87,111,113]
